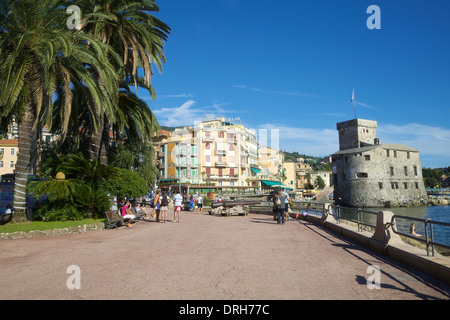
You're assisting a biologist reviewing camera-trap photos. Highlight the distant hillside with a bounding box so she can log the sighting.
[160,126,175,132]
[282,150,324,163]
[281,150,332,172]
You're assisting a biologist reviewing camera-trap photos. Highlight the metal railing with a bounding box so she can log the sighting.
[328,204,450,257]
[389,215,450,256]
[329,205,378,232]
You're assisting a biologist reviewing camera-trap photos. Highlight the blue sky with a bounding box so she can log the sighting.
[141,0,450,168]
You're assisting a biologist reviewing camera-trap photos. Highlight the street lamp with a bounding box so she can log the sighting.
[178,137,184,194]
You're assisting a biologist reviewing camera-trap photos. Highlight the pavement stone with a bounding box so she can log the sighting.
[0,210,449,300]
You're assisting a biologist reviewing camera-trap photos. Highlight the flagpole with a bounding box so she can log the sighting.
[350,88,356,119]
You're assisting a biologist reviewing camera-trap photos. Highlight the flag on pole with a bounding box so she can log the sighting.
[350,88,356,119]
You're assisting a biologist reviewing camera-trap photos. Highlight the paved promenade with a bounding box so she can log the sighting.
[0,211,449,300]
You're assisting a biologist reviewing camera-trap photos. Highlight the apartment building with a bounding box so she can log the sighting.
[154,117,262,190]
[0,139,18,177]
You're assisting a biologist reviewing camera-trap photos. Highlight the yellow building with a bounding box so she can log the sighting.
[0,139,18,177]
[154,117,260,191]
[281,161,297,192]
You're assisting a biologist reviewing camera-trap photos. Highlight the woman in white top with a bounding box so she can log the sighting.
[197,195,203,214]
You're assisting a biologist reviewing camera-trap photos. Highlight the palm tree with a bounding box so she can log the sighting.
[75,0,170,164]
[0,0,119,221]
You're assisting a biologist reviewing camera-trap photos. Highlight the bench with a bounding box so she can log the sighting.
[105,209,143,229]
[105,210,124,229]
[130,207,145,221]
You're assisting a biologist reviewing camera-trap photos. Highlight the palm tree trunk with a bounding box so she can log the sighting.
[12,101,35,222]
[99,114,110,165]
[87,114,104,161]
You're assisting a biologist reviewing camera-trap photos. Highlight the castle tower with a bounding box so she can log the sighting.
[337,119,378,150]
[332,118,427,208]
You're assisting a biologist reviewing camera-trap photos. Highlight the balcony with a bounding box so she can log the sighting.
[203,136,214,142]
[215,162,227,167]
[215,149,226,155]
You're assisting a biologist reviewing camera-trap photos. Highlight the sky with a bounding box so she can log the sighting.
[139,0,450,169]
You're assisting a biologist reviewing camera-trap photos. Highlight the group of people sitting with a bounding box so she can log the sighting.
[118,191,187,226]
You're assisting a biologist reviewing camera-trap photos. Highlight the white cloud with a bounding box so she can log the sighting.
[377,123,450,159]
[158,93,195,98]
[256,122,450,167]
[258,123,339,157]
[153,100,242,127]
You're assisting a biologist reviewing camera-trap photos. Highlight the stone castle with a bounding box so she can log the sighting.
[332,119,427,208]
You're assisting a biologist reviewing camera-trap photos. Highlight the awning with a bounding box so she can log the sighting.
[251,168,261,174]
[261,180,281,186]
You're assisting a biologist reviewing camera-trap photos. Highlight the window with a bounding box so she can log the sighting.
[230,168,235,175]
[10,148,15,155]
[394,150,397,158]
[205,143,210,150]
[205,155,210,162]
[414,166,418,176]
[0,161,3,168]
[404,182,408,189]
[364,155,370,161]
[415,182,419,189]
[206,167,211,175]
[357,172,368,178]
[404,166,408,176]
[386,150,390,157]
[378,182,383,189]
[407,152,410,159]
[10,161,14,168]
[390,167,394,176]
[391,182,399,189]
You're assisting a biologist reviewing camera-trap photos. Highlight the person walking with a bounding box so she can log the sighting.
[160,192,169,223]
[173,192,183,223]
[189,195,194,212]
[282,188,290,221]
[196,195,203,214]
[273,191,287,224]
[272,192,278,221]
[154,191,161,222]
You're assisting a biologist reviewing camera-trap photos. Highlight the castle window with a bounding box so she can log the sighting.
[391,182,399,189]
[407,152,410,159]
[415,182,419,189]
[357,172,368,178]
[414,166,418,176]
[404,182,408,189]
[390,167,394,176]
[378,182,383,189]
[404,166,408,176]
[394,150,397,158]
[364,155,370,161]
[386,150,390,157]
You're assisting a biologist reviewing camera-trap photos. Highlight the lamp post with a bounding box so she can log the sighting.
[178,137,184,194]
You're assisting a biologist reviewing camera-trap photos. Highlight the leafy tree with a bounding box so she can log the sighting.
[101,168,148,201]
[74,0,170,163]
[315,176,325,190]
[0,0,118,221]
